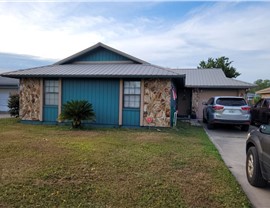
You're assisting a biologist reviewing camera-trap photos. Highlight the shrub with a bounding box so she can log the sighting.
[8,94,19,117]
[59,100,95,128]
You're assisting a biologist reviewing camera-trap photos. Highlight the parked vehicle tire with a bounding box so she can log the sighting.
[241,125,249,132]
[246,146,267,187]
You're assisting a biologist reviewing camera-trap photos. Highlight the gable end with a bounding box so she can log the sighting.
[67,47,135,64]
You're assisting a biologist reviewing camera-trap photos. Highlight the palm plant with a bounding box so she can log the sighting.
[59,100,95,128]
[8,94,19,117]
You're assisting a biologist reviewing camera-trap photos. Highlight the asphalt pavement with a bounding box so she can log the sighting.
[204,124,270,208]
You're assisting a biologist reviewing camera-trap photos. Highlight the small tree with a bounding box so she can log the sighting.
[198,56,240,78]
[59,100,95,128]
[249,79,270,93]
[8,94,19,117]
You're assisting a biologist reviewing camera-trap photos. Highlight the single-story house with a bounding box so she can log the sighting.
[1,42,255,127]
[256,87,270,98]
[0,76,19,112]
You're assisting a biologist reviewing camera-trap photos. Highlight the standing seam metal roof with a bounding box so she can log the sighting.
[1,64,182,78]
[171,68,256,88]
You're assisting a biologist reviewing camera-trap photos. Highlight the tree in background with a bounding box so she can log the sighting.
[198,56,240,78]
[249,79,270,93]
[8,94,19,117]
[59,100,95,128]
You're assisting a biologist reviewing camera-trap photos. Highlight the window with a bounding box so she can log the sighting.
[124,81,140,108]
[216,98,246,106]
[44,80,59,105]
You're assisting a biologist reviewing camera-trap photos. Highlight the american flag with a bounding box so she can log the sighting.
[172,85,177,100]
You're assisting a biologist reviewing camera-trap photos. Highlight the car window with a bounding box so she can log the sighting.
[260,125,270,135]
[262,100,269,108]
[255,99,263,108]
[216,98,246,106]
[267,99,270,108]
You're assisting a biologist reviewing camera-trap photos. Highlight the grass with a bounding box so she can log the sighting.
[0,118,251,208]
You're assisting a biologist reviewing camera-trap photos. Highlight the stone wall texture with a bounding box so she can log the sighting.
[143,79,171,127]
[20,78,41,120]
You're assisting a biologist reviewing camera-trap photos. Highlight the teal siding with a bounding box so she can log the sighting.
[122,108,140,126]
[43,106,58,123]
[72,48,130,62]
[62,79,119,126]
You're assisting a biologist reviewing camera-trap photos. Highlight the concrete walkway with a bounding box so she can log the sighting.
[204,125,270,208]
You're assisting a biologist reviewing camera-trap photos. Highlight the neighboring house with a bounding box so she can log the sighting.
[1,42,255,126]
[256,87,270,98]
[0,76,19,112]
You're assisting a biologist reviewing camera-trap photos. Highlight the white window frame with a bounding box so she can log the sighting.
[123,81,140,108]
[44,80,59,106]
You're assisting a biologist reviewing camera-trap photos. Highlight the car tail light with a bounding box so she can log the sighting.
[241,106,251,111]
[212,105,224,111]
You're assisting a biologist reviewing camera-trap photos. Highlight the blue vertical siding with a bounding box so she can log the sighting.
[72,48,130,62]
[62,79,119,126]
[122,108,140,126]
[43,106,58,123]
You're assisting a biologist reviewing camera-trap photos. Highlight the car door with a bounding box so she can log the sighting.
[251,99,263,122]
[260,99,270,124]
[261,126,270,177]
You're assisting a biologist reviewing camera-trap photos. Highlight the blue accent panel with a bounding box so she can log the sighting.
[43,106,58,122]
[62,79,119,125]
[122,108,140,126]
[72,48,131,62]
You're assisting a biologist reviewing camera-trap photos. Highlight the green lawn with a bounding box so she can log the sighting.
[0,118,250,207]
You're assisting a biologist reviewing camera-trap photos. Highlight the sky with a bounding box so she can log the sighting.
[0,1,269,83]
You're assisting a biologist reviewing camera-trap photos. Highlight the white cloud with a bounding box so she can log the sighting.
[0,2,269,83]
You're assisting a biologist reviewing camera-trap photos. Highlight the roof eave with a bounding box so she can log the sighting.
[185,85,254,89]
[1,74,185,79]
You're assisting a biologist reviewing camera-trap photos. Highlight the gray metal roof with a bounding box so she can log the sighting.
[171,68,256,89]
[1,64,182,78]
[0,76,19,87]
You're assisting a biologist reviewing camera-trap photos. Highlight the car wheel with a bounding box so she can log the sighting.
[241,125,249,132]
[246,146,267,187]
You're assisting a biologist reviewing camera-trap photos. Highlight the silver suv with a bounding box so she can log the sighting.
[203,96,251,131]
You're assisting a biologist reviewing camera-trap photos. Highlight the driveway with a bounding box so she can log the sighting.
[204,125,270,208]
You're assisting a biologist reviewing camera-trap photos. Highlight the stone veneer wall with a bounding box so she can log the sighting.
[20,78,41,120]
[143,79,171,127]
[191,88,200,118]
